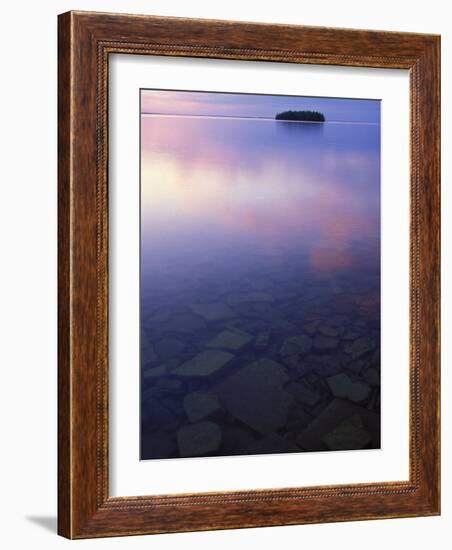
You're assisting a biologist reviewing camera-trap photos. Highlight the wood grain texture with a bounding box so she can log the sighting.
[57,10,440,539]
[57,10,72,539]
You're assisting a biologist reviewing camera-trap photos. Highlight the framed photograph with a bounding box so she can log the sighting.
[58,11,440,538]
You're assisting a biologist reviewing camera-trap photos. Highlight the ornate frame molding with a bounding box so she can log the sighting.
[58,11,440,538]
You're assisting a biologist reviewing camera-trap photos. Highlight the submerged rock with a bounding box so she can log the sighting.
[184,391,221,422]
[158,312,206,333]
[342,330,362,340]
[326,373,370,402]
[304,354,344,376]
[154,338,186,361]
[206,329,253,351]
[344,336,377,359]
[143,308,172,326]
[318,325,343,337]
[363,367,380,386]
[286,406,311,435]
[296,398,379,451]
[346,359,367,374]
[313,335,339,351]
[281,354,308,375]
[172,349,234,377]
[245,302,275,318]
[142,378,185,403]
[254,331,271,350]
[212,358,292,434]
[280,334,313,356]
[142,364,166,380]
[189,302,235,321]
[302,321,321,335]
[285,380,322,407]
[153,378,185,394]
[177,421,222,457]
[323,415,371,450]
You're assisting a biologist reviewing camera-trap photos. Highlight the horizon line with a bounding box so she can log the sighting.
[140,113,380,125]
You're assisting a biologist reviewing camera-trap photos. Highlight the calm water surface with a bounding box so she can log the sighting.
[140,115,381,459]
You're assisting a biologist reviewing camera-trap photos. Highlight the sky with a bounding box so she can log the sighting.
[141,89,381,123]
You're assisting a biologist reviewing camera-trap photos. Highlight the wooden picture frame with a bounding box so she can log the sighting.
[58,10,440,539]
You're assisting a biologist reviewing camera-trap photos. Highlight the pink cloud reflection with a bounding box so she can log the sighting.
[141,109,380,276]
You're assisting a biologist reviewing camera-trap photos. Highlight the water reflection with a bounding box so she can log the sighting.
[140,109,381,460]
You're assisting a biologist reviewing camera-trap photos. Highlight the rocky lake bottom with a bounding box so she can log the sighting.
[140,247,380,460]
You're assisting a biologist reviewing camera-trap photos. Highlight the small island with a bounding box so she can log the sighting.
[275,110,325,122]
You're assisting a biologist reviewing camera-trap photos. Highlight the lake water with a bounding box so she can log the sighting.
[140,114,381,459]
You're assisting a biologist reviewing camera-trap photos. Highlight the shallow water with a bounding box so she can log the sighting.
[140,114,381,459]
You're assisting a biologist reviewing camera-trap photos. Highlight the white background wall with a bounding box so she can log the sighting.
[0,0,449,548]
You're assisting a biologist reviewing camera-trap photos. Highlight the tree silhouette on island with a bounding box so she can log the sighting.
[275,110,325,122]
